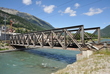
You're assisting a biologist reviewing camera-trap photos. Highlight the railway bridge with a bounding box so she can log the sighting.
[10,25,101,51]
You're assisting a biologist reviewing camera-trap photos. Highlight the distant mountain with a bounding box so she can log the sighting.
[0,10,45,33]
[0,7,54,30]
[101,25,110,37]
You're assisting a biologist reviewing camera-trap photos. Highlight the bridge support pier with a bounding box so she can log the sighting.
[76,50,93,60]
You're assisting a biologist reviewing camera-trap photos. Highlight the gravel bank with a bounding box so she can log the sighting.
[54,51,110,74]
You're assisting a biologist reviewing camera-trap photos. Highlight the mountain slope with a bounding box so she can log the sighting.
[101,25,110,37]
[0,10,44,33]
[0,7,54,30]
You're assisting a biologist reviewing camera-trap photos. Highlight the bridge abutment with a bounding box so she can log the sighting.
[76,50,93,60]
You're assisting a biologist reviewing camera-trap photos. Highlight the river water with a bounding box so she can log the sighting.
[0,48,80,74]
[101,39,110,44]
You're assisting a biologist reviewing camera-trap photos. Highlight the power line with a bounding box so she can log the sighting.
[41,0,83,19]
[15,0,75,16]
[16,0,35,11]
[19,4,35,11]
[14,0,102,21]
[79,0,102,8]
[41,0,102,19]
[57,0,74,7]
[36,0,75,15]
[16,4,26,11]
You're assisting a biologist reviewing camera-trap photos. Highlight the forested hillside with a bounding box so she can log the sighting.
[101,25,110,37]
[0,10,44,33]
[0,7,54,30]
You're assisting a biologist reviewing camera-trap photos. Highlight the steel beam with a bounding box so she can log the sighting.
[10,25,100,51]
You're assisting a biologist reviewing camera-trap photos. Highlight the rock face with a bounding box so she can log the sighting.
[0,7,54,30]
[0,7,18,15]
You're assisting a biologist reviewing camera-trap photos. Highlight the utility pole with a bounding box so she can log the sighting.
[10,20,13,32]
[4,15,6,43]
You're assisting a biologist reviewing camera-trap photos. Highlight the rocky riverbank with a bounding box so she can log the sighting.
[53,49,110,74]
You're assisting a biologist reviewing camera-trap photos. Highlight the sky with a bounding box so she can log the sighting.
[0,0,110,29]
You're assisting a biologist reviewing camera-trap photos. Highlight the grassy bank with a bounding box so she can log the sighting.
[0,48,9,51]
[0,42,9,51]
[54,49,110,74]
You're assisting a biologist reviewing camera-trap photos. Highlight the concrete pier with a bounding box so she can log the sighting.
[76,50,93,60]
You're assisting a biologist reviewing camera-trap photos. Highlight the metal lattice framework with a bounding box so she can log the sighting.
[10,25,100,51]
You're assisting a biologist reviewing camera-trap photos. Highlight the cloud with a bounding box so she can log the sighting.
[36,1,42,6]
[42,5,56,13]
[102,7,108,10]
[83,8,103,16]
[58,10,63,15]
[59,7,76,16]
[22,0,32,5]
[74,3,80,9]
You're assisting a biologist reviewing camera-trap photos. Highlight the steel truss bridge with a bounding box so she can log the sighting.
[10,25,100,51]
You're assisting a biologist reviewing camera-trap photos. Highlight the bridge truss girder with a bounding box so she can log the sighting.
[10,25,100,51]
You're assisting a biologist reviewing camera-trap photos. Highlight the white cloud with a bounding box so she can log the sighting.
[102,7,108,10]
[42,5,56,13]
[58,10,63,15]
[74,3,80,9]
[22,0,32,5]
[36,1,42,6]
[59,7,76,16]
[83,8,103,16]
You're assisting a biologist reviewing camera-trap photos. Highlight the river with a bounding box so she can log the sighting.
[0,48,80,74]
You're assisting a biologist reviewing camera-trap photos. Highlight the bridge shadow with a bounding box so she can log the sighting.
[24,49,77,64]
[41,43,78,48]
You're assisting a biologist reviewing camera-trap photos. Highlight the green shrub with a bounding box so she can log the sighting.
[0,48,9,51]
[1,44,4,47]
[5,43,9,46]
